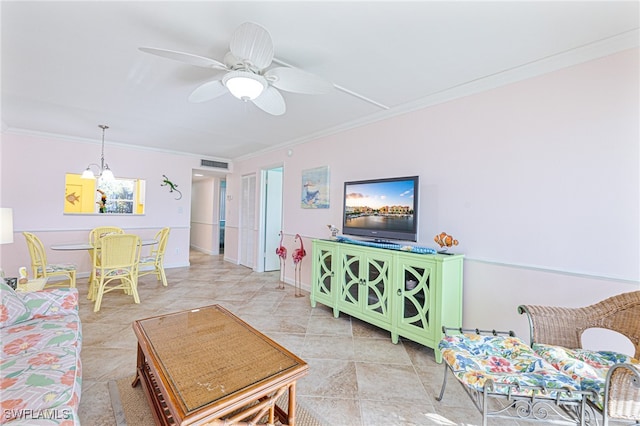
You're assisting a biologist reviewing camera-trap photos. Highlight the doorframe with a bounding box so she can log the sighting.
[256,164,284,273]
[239,173,257,269]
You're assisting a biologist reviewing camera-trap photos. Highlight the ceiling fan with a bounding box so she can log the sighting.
[139,22,332,116]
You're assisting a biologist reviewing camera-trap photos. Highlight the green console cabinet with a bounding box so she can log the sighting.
[311,239,464,363]
[310,240,336,309]
[336,245,393,330]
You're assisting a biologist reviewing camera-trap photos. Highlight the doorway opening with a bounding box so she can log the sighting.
[260,166,283,273]
[219,179,226,254]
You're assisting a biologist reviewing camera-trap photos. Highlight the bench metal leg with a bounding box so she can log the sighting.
[436,363,449,402]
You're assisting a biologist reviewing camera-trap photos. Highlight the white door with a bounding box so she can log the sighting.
[263,167,283,271]
[219,179,226,253]
[240,174,256,268]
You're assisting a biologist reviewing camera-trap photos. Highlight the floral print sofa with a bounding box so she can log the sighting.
[0,280,82,425]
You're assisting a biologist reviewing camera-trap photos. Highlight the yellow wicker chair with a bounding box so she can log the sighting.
[89,226,124,246]
[88,226,124,284]
[90,233,141,312]
[23,232,77,288]
[518,290,640,425]
[138,227,170,287]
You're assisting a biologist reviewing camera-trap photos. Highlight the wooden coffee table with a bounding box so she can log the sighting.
[132,304,308,425]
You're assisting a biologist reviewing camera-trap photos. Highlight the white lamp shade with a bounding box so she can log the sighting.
[101,167,115,181]
[0,208,14,244]
[223,71,266,100]
[81,168,96,179]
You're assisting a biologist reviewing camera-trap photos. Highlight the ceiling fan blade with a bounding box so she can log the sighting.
[265,67,333,95]
[229,22,274,69]
[188,80,228,103]
[251,86,286,116]
[139,47,227,69]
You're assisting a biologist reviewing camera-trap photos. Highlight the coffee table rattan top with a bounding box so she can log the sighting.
[135,304,306,415]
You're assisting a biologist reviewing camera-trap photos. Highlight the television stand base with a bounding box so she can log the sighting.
[372,238,392,244]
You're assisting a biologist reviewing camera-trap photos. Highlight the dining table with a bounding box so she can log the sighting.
[51,239,158,289]
[51,239,158,251]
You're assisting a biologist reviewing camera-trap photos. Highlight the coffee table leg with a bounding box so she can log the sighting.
[132,343,143,387]
[288,382,297,426]
[268,401,275,425]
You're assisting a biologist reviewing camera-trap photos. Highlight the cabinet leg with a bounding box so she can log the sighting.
[391,333,399,344]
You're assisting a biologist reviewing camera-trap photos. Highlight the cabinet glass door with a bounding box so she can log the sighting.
[316,247,334,298]
[364,255,391,318]
[398,263,433,334]
[340,252,361,310]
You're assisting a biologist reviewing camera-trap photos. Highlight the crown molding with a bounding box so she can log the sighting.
[1,127,232,164]
[237,29,639,161]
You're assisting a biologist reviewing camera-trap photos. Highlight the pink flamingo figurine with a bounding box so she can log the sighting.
[276,231,287,289]
[292,234,306,297]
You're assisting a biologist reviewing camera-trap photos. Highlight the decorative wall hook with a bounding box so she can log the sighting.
[161,175,182,200]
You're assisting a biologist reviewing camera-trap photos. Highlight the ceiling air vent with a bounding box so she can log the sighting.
[201,159,229,170]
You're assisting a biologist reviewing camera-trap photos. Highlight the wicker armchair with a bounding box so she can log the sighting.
[138,227,170,286]
[518,291,640,425]
[23,231,77,288]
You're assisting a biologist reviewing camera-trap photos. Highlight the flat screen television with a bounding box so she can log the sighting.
[342,175,419,242]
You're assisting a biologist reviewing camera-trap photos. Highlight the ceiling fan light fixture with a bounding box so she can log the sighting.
[223,70,266,101]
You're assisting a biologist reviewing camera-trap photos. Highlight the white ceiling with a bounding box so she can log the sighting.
[2,1,638,160]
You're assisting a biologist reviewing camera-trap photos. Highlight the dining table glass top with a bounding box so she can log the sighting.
[51,239,157,250]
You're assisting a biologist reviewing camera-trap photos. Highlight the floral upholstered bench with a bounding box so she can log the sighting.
[519,291,640,425]
[437,329,595,426]
[437,291,640,426]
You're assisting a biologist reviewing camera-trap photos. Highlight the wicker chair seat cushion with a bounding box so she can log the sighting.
[96,269,132,277]
[440,334,580,398]
[37,263,77,274]
[533,343,640,409]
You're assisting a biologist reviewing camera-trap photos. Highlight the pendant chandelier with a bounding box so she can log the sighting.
[81,124,114,181]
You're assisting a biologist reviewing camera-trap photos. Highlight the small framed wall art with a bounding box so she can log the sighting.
[301,166,329,209]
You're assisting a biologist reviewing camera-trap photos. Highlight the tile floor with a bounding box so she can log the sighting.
[76,251,587,426]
